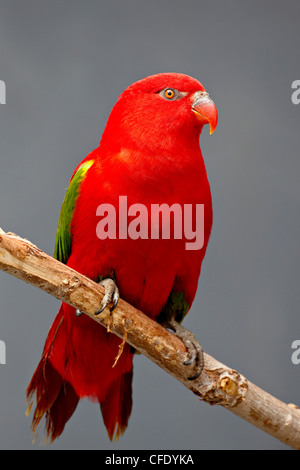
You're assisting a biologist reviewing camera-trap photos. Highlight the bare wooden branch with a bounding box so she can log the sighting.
[0,227,300,449]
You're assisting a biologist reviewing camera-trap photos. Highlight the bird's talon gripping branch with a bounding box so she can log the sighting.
[163,318,204,381]
[94,278,119,332]
[76,278,120,322]
[183,348,197,366]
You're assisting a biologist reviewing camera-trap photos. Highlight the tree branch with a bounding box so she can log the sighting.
[0,227,299,449]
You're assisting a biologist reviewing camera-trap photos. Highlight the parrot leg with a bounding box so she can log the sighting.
[94,278,120,332]
[162,317,204,380]
[95,278,120,314]
[76,278,119,322]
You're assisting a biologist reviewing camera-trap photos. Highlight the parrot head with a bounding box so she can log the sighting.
[101,73,218,153]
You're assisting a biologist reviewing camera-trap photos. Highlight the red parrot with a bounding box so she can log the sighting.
[26,73,218,442]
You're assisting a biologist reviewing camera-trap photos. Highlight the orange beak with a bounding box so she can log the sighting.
[191,91,218,134]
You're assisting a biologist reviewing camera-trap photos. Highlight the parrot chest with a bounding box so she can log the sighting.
[70,158,212,318]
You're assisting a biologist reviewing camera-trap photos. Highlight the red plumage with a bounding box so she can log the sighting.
[26,73,218,442]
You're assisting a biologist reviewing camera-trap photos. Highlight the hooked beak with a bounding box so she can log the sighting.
[191,91,218,134]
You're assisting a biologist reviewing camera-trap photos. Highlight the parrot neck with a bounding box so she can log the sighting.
[100,121,203,161]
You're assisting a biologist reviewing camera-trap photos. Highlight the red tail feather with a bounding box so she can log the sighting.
[26,305,79,442]
[26,303,134,442]
[100,369,133,441]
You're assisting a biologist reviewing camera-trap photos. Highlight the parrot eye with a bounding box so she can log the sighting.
[159,88,187,101]
[163,88,176,100]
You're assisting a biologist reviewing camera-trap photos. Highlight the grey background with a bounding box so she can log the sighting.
[0,0,299,450]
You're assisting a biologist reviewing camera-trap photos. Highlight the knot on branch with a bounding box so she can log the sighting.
[194,368,248,407]
[60,276,82,292]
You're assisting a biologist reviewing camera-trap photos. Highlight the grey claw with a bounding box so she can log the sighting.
[187,368,202,381]
[163,318,204,380]
[94,305,105,316]
[183,350,197,366]
[110,298,118,312]
[94,278,119,316]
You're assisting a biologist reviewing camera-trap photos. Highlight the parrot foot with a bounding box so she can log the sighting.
[162,317,204,380]
[75,278,119,323]
[94,278,120,332]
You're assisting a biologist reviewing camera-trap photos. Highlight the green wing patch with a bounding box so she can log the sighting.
[54,160,94,264]
[158,291,190,324]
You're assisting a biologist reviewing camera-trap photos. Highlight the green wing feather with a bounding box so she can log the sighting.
[54,160,94,264]
[158,291,190,324]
